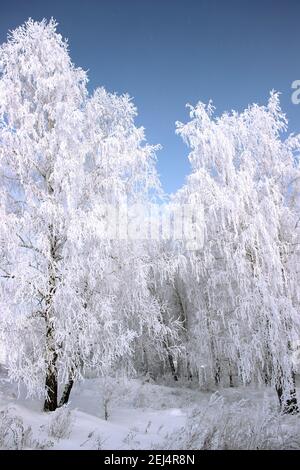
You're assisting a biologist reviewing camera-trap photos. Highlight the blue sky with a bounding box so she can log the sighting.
[1,0,300,194]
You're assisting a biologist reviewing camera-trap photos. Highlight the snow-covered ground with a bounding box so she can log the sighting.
[1,372,300,450]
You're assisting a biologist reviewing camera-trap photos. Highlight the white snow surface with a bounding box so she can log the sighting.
[0,375,192,449]
[1,372,300,450]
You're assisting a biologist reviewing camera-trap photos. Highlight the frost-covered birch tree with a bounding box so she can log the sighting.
[0,19,170,411]
[175,93,300,411]
[0,18,89,410]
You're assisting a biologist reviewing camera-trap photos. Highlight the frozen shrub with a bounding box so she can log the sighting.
[0,406,53,449]
[101,377,116,420]
[100,377,132,420]
[0,407,33,449]
[161,392,300,450]
[80,430,107,449]
[47,405,73,440]
[122,428,141,449]
[93,433,107,450]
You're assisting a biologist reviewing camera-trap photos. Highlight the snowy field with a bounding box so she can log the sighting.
[1,372,300,450]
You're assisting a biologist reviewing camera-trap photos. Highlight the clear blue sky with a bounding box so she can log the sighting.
[1,0,300,194]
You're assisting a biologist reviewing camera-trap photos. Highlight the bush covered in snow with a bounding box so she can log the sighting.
[47,405,73,440]
[161,392,300,450]
[0,407,53,449]
[0,407,33,449]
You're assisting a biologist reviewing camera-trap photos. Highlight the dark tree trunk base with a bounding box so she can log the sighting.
[43,368,58,412]
[276,373,299,415]
[214,366,221,386]
[59,377,74,407]
[168,354,178,381]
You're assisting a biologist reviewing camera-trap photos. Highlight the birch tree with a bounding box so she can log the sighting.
[175,93,300,411]
[0,19,168,411]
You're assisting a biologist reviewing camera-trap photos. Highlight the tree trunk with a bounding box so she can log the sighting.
[43,321,58,412]
[228,360,234,387]
[43,228,59,412]
[168,353,178,381]
[276,371,298,414]
[59,376,74,407]
[187,359,193,381]
[44,357,58,412]
[104,399,109,421]
[214,359,221,386]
